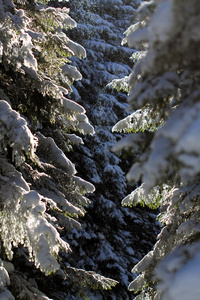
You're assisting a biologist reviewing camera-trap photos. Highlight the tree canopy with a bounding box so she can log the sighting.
[1,0,199,299]
[111,0,200,299]
[0,0,118,298]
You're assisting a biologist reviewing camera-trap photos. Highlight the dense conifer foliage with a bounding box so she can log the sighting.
[0,0,118,298]
[0,0,163,299]
[65,0,160,299]
[111,0,200,299]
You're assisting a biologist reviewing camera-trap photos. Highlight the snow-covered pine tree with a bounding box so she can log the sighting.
[0,0,117,298]
[63,0,160,299]
[112,0,200,299]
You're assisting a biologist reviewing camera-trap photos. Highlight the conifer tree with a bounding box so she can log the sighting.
[111,0,200,299]
[0,0,117,298]
[65,0,159,299]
